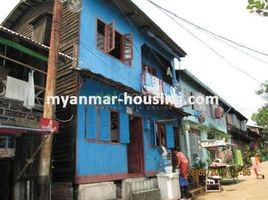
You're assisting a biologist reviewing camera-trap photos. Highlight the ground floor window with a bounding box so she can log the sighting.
[156,122,166,146]
[111,111,119,143]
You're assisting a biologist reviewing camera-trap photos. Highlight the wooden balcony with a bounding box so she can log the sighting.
[0,26,48,128]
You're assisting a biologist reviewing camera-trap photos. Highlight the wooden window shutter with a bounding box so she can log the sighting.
[99,108,110,141]
[121,33,133,61]
[85,106,98,139]
[119,113,130,144]
[106,21,115,53]
[165,124,175,148]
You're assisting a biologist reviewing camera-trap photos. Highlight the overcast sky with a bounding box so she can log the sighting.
[1,0,268,123]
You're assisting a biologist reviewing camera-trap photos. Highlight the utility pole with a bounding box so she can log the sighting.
[38,0,62,199]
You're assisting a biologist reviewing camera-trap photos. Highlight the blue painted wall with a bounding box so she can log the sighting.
[76,79,179,176]
[179,78,227,133]
[76,79,129,176]
[79,0,175,91]
[140,108,179,172]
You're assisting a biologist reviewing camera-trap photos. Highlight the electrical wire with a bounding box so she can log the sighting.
[145,0,261,83]
[205,33,268,65]
[146,0,268,58]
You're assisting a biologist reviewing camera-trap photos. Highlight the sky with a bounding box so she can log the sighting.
[1,0,268,123]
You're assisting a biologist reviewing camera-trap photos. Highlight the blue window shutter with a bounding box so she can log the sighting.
[99,108,110,141]
[85,106,97,139]
[165,124,175,148]
[120,113,130,144]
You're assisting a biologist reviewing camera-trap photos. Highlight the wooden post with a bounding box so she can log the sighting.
[38,0,62,199]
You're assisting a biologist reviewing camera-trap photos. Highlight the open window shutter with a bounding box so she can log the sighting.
[165,124,175,148]
[106,22,115,53]
[121,33,133,61]
[86,106,97,139]
[99,108,110,141]
[119,113,130,144]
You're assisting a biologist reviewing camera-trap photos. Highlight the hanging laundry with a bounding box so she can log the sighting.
[5,76,28,101]
[23,70,35,109]
[166,67,172,77]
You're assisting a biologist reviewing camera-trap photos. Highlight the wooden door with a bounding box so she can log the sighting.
[127,117,144,174]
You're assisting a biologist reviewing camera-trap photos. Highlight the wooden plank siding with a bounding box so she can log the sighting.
[7,1,80,182]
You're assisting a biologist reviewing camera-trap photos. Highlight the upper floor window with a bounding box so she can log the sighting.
[96,19,133,65]
[31,14,52,45]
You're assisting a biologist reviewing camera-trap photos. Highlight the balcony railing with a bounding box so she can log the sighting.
[141,72,182,108]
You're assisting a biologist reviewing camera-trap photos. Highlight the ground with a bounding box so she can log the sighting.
[196,161,268,200]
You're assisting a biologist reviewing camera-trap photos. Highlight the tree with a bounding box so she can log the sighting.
[247,0,268,16]
[256,80,268,104]
[252,81,268,134]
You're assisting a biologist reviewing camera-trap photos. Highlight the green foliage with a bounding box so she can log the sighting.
[242,145,256,166]
[247,0,268,16]
[252,106,268,134]
[252,81,268,136]
[256,81,268,104]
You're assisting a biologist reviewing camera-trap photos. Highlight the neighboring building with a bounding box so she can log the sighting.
[2,0,188,199]
[176,69,230,165]
[226,110,248,160]
[226,110,248,145]
[247,125,264,151]
[0,25,51,200]
[1,1,79,200]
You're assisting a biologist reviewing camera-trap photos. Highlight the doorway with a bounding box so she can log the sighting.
[172,127,180,169]
[127,117,144,174]
[0,159,13,200]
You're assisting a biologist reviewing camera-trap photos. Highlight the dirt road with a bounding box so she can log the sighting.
[197,161,268,200]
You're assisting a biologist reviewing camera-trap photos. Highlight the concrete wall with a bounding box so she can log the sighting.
[78,182,116,200]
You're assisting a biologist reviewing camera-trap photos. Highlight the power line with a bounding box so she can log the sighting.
[146,0,268,58]
[145,0,262,83]
[202,28,268,65]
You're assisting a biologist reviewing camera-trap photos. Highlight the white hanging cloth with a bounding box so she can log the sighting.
[23,70,35,109]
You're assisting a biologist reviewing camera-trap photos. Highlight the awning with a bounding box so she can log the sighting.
[0,125,52,135]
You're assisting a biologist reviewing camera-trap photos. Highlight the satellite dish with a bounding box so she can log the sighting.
[67,0,82,13]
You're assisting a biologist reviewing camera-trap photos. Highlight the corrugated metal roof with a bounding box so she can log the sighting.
[0,25,77,61]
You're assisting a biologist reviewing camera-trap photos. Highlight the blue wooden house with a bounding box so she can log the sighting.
[75,0,187,186]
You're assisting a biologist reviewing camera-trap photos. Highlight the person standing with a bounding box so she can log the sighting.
[174,148,192,199]
[251,153,265,179]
